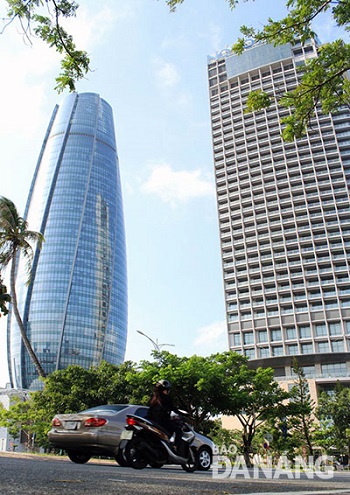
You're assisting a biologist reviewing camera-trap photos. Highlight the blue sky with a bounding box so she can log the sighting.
[0,0,337,386]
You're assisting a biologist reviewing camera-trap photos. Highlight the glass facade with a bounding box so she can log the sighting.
[7,93,127,390]
[208,40,350,380]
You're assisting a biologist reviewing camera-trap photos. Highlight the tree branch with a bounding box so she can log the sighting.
[256,0,333,42]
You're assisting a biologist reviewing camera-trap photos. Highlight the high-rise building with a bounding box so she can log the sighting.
[208,40,350,393]
[8,92,127,390]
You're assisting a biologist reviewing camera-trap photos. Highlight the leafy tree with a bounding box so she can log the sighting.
[32,365,100,416]
[128,351,249,433]
[254,423,296,462]
[313,416,337,455]
[0,394,54,451]
[92,360,138,405]
[2,0,90,92]
[129,351,291,465]
[0,399,21,444]
[32,361,138,418]
[263,361,319,461]
[0,395,48,450]
[0,274,11,317]
[0,362,140,452]
[0,353,298,458]
[287,358,316,456]
[0,196,45,379]
[208,419,242,460]
[230,366,290,466]
[316,382,350,459]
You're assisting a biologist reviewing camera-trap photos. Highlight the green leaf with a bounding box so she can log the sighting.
[245,90,271,112]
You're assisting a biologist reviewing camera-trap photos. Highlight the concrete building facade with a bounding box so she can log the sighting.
[208,39,350,391]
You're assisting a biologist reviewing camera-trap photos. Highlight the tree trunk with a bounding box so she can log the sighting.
[10,255,46,380]
[242,428,253,467]
[302,416,314,457]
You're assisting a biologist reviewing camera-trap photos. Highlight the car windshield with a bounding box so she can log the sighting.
[80,405,128,414]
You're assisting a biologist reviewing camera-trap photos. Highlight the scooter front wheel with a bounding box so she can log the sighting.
[124,440,148,470]
[181,449,197,472]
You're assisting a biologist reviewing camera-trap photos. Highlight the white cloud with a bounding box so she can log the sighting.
[193,321,228,354]
[0,32,58,137]
[153,58,180,88]
[63,3,134,50]
[141,163,214,206]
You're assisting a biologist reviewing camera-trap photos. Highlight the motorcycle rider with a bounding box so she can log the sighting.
[148,379,183,452]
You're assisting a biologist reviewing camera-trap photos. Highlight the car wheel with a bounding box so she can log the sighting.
[66,450,91,464]
[197,446,212,471]
[124,441,147,470]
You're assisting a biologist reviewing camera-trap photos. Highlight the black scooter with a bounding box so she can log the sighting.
[119,411,198,472]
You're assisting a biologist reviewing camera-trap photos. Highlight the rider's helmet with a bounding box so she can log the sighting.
[155,379,171,391]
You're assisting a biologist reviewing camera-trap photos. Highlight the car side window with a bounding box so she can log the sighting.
[134,407,149,418]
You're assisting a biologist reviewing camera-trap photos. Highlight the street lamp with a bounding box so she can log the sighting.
[137,330,175,352]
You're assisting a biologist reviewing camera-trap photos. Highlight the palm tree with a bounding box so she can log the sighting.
[0,196,46,378]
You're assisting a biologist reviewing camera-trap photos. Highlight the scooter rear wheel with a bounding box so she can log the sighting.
[115,448,129,467]
[148,461,164,468]
[124,440,148,470]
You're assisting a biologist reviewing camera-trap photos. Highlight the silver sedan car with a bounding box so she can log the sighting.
[48,404,214,470]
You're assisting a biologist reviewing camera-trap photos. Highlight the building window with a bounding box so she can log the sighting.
[288,344,299,355]
[244,332,254,345]
[229,313,239,322]
[299,325,311,338]
[286,327,296,339]
[302,365,316,377]
[318,341,330,353]
[329,323,341,335]
[309,290,321,299]
[259,347,269,358]
[331,340,345,352]
[232,333,241,346]
[315,324,327,337]
[325,301,339,309]
[241,312,252,320]
[271,329,282,341]
[258,330,268,343]
[301,343,313,354]
[321,362,347,377]
[245,348,255,358]
[272,345,283,356]
[346,321,350,334]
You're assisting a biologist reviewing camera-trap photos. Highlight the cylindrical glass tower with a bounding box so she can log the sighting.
[8,92,127,390]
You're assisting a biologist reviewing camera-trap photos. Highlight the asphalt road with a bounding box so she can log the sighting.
[1,453,350,495]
